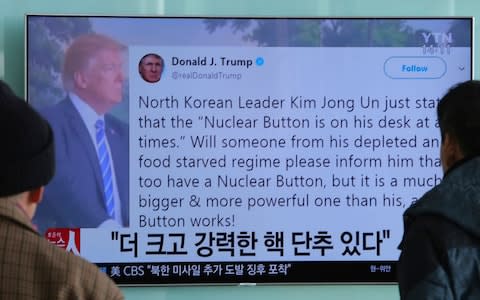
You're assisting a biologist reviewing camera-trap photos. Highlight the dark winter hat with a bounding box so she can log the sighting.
[0,80,55,197]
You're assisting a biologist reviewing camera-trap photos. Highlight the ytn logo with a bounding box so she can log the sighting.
[421,32,453,45]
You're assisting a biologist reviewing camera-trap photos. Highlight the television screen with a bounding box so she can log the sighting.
[26,15,473,284]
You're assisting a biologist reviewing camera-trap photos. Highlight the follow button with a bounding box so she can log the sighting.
[384,56,446,79]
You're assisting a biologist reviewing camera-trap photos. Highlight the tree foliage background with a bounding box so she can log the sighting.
[27,17,93,107]
[204,18,471,47]
[27,16,129,121]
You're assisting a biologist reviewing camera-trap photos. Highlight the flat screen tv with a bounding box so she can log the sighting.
[26,15,473,285]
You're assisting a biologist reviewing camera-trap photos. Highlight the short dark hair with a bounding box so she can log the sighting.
[437,80,480,157]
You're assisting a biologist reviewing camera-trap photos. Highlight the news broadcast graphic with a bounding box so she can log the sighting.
[27,16,472,284]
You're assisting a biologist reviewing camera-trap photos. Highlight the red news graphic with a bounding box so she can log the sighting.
[45,228,81,255]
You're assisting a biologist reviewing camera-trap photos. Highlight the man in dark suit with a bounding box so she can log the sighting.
[34,33,129,232]
[0,79,124,299]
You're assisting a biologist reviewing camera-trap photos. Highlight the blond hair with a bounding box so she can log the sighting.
[62,33,125,91]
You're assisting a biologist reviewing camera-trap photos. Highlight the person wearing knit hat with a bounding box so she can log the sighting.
[0,79,124,300]
[0,79,55,199]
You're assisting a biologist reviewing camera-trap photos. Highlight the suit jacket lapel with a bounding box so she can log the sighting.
[61,98,104,198]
